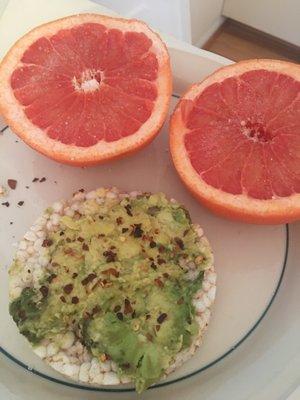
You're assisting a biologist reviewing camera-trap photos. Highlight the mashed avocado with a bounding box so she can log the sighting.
[9,193,212,392]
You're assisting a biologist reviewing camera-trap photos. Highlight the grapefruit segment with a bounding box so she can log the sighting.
[104,77,157,100]
[47,95,86,144]
[264,146,297,197]
[202,140,252,195]
[170,59,300,224]
[185,126,246,173]
[241,143,273,200]
[271,134,300,181]
[0,14,171,165]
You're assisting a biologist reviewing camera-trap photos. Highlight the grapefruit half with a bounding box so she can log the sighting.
[170,59,300,224]
[0,14,172,165]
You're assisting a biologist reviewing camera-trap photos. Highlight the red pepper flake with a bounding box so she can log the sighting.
[7,179,17,190]
[72,272,78,279]
[77,237,84,242]
[39,285,49,297]
[74,211,82,219]
[60,295,66,303]
[51,262,59,267]
[32,177,39,182]
[154,278,164,288]
[116,312,123,321]
[147,206,161,216]
[146,333,153,342]
[132,224,143,238]
[42,239,53,247]
[91,305,101,315]
[98,279,112,288]
[82,243,89,251]
[102,268,119,278]
[39,177,46,183]
[1,125,8,133]
[1,202,9,207]
[103,250,117,263]
[174,237,184,250]
[81,273,97,286]
[124,204,133,216]
[150,262,157,270]
[71,296,79,304]
[157,313,167,324]
[83,311,91,319]
[116,217,123,225]
[124,299,133,314]
[158,245,165,253]
[64,247,75,255]
[63,283,73,294]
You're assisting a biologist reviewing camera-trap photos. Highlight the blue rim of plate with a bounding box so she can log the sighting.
[0,224,289,392]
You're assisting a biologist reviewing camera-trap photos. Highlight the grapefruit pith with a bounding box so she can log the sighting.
[0,14,172,165]
[170,59,300,224]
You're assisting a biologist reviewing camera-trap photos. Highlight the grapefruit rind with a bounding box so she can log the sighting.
[170,59,300,224]
[0,14,172,165]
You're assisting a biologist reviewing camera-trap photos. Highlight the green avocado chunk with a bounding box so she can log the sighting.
[9,192,212,392]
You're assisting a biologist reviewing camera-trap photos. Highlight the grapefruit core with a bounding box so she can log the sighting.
[0,14,172,165]
[170,59,300,224]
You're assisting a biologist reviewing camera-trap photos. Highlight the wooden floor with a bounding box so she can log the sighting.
[203,19,300,63]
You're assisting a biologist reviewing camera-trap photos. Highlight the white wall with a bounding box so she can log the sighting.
[95,0,192,42]
[223,0,300,46]
[96,0,225,46]
[190,0,224,46]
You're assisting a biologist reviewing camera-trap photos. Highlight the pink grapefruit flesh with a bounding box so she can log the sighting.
[170,59,300,224]
[0,14,172,165]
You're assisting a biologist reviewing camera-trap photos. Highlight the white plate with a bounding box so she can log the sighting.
[0,47,288,392]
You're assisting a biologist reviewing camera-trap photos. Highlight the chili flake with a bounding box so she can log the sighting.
[7,179,17,190]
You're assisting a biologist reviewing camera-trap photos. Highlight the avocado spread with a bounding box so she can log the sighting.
[9,193,212,392]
